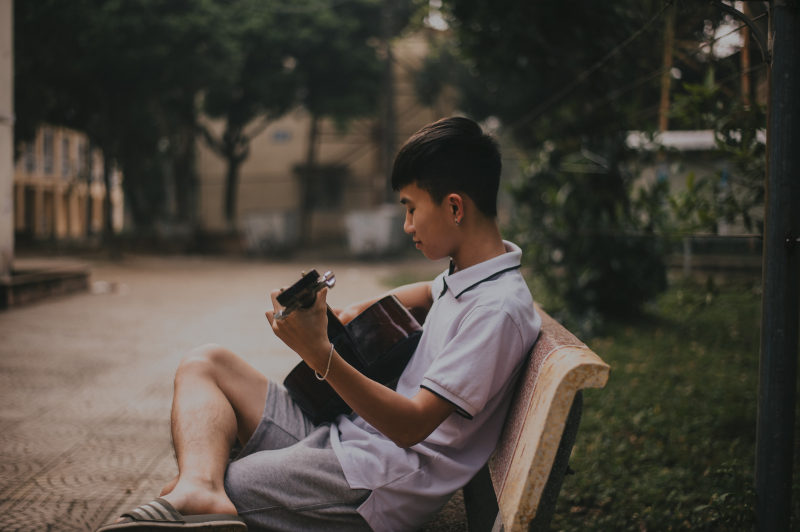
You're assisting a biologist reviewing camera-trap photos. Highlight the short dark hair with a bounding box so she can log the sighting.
[391,116,501,217]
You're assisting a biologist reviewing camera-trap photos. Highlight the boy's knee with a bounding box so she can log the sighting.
[176,343,231,378]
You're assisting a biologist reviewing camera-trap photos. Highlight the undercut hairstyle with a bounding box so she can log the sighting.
[391,116,502,217]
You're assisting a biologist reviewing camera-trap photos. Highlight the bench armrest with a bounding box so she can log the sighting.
[492,345,609,531]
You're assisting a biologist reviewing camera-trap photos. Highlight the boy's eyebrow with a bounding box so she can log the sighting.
[399,197,411,205]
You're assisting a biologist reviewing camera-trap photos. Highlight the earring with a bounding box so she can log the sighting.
[454,218,461,226]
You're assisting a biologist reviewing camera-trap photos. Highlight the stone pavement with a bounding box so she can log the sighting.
[0,253,464,532]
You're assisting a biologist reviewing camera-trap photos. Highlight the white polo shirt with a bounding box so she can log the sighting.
[330,241,542,531]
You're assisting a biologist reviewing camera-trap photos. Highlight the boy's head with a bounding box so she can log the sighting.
[391,117,501,217]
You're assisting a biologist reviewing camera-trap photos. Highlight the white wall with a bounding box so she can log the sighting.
[0,0,13,276]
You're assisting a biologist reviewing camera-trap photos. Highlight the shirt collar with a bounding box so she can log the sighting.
[440,241,523,300]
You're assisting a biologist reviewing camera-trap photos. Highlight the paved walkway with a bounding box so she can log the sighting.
[0,254,460,531]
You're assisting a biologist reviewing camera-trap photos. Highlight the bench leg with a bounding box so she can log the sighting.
[464,463,499,531]
[464,392,583,532]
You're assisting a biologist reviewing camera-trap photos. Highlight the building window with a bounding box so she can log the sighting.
[62,137,71,177]
[24,143,35,174]
[272,130,291,143]
[43,129,54,175]
[77,140,86,179]
[293,164,346,210]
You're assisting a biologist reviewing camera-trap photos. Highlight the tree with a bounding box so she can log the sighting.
[420,1,742,323]
[200,0,298,227]
[14,0,233,232]
[147,0,235,228]
[200,0,417,233]
[288,0,416,242]
[288,1,384,242]
[15,0,125,236]
[427,0,667,322]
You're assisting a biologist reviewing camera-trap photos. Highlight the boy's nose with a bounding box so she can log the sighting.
[403,214,414,234]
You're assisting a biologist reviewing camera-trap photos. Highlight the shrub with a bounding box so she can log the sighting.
[509,137,668,330]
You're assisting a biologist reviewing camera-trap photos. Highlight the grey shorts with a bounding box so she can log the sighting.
[223,381,372,532]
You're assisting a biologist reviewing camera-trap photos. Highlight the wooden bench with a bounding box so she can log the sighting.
[426,305,610,531]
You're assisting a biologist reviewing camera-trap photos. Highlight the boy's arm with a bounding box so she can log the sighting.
[322,351,454,447]
[267,286,452,448]
[336,281,433,324]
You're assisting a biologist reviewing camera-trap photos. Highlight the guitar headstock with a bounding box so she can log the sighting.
[275,269,335,319]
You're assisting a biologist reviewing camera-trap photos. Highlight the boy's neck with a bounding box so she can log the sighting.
[450,222,507,272]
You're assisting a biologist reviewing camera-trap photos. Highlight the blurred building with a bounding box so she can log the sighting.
[195,31,456,253]
[13,126,124,241]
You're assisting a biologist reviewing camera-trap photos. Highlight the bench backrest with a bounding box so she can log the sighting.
[489,305,610,531]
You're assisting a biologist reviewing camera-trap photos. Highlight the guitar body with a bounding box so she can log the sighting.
[283,295,422,424]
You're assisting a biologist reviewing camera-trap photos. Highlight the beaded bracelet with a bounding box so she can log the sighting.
[315,343,335,381]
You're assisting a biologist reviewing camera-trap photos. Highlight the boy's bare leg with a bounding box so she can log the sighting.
[156,344,270,516]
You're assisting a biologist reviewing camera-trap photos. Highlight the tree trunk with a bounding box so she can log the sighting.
[380,0,397,203]
[658,2,676,132]
[102,155,113,236]
[740,2,752,106]
[224,155,243,227]
[300,114,320,244]
[172,125,197,226]
[101,154,121,256]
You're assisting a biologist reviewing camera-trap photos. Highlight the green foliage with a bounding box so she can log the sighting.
[548,278,800,530]
[670,84,766,234]
[425,1,681,324]
[667,172,722,234]
[289,1,386,122]
[199,0,303,224]
[509,139,668,328]
[420,1,767,324]
[437,0,666,145]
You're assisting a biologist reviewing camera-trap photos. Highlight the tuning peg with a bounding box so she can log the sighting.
[320,270,336,289]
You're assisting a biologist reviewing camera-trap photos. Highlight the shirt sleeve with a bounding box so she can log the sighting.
[420,305,526,419]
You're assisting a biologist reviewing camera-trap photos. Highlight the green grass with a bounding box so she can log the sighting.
[551,277,800,531]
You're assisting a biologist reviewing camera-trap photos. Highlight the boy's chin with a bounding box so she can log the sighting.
[420,249,446,262]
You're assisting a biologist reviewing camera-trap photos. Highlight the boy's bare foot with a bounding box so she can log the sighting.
[159,474,179,496]
[107,475,236,525]
[160,476,238,517]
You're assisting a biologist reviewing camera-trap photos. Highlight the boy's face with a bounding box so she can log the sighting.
[398,182,458,261]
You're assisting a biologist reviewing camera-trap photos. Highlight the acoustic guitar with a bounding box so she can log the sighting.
[276,269,423,424]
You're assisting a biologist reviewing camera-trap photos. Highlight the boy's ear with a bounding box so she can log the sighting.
[446,193,464,217]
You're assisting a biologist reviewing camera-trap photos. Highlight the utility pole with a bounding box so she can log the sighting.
[657,1,676,132]
[740,3,752,105]
[756,2,800,530]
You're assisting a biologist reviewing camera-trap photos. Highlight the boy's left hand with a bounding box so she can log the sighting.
[266,287,332,373]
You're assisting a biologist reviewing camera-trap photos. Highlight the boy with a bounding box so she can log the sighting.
[98,117,541,531]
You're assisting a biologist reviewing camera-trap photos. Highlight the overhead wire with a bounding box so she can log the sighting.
[693,11,768,56]
[507,4,768,139]
[507,0,675,133]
